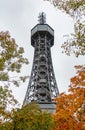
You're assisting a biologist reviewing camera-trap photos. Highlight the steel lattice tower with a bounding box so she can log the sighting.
[24,12,59,112]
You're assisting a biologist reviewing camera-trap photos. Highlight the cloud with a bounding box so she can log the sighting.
[0,0,27,25]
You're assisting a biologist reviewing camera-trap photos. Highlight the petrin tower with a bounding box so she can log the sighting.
[24,12,59,112]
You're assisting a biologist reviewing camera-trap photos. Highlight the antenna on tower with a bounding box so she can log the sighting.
[38,12,46,24]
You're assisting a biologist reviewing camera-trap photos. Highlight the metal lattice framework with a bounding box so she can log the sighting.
[24,13,59,107]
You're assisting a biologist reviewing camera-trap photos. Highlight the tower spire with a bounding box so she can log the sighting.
[38,12,46,24]
[24,13,59,113]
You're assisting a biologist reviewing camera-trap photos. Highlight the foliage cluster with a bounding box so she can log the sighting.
[0,31,29,122]
[53,65,85,130]
[0,31,28,84]
[45,0,85,17]
[0,103,55,130]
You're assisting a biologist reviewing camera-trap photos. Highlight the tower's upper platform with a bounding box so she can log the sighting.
[31,12,54,47]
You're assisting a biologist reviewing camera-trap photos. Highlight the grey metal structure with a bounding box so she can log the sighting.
[24,12,59,112]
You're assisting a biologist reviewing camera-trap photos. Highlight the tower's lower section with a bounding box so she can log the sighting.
[38,102,56,113]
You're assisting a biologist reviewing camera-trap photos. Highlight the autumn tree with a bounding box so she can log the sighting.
[0,31,29,123]
[1,103,55,130]
[53,65,85,130]
[45,0,85,57]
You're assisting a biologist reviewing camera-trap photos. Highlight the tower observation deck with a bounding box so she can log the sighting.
[24,12,59,113]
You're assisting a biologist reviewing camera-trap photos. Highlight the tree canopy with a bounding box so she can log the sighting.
[53,65,85,130]
[0,31,29,123]
[45,0,85,17]
[1,103,55,130]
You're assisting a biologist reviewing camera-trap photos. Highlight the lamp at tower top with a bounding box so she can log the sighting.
[38,12,46,24]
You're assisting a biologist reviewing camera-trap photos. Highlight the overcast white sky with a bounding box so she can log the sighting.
[0,0,84,104]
